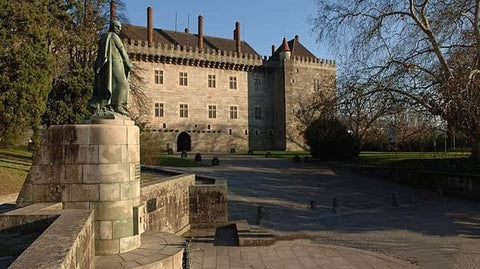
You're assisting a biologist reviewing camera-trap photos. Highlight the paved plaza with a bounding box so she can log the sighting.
[168,154,480,269]
[189,239,416,269]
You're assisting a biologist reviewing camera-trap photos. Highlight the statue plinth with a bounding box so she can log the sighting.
[16,118,143,255]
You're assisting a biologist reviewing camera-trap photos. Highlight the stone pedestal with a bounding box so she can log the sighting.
[16,118,143,255]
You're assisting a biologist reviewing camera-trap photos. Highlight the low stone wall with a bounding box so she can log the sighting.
[140,167,230,232]
[189,178,228,228]
[141,174,195,235]
[344,164,480,198]
[2,203,94,269]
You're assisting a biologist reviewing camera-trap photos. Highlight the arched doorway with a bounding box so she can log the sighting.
[177,132,191,152]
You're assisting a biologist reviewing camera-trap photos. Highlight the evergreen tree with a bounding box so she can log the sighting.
[0,1,59,147]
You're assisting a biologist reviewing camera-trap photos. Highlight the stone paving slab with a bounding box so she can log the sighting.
[95,231,185,269]
[189,239,417,269]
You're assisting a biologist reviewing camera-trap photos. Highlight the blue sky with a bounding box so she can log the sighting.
[122,0,332,59]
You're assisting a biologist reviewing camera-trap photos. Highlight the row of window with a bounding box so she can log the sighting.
[155,70,238,89]
[151,124,274,136]
[155,70,324,92]
[155,103,251,119]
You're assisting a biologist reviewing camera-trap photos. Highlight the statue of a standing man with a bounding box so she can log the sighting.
[89,20,131,116]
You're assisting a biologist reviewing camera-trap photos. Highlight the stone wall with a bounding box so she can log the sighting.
[3,203,94,269]
[137,58,250,152]
[283,58,336,151]
[140,174,195,235]
[189,178,228,228]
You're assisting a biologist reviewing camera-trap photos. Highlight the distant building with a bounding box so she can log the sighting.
[121,7,336,152]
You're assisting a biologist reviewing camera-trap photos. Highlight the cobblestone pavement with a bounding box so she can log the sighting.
[190,239,417,269]
[165,154,480,269]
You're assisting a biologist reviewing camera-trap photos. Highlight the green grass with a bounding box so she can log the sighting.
[352,151,479,174]
[250,150,311,159]
[0,146,32,196]
[355,151,471,165]
[151,155,206,167]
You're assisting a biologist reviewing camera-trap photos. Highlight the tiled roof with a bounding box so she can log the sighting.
[121,24,260,56]
[272,37,317,59]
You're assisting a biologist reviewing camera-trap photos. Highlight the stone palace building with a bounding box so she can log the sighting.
[120,7,336,152]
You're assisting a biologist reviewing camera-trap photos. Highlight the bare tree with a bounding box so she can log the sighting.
[127,62,151,129]
[312,0,480,160]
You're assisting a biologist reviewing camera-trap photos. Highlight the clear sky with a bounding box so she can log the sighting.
[121,0,332,60]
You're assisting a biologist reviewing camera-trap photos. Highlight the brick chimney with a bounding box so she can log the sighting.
[271,45,276,55]
[295,35,299,42]
[110,0,116,23]
[185,28,189,34]
[147,7,153,47]
[235,21,241,53]
[198,15,204,50]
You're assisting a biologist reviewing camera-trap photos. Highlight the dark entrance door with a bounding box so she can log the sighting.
[177,132,191,152]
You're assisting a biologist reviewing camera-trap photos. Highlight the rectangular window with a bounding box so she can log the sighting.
[208,105,217,119]
[179,104,188,118]
[254,107,262,120]
[313,79,321,92]
[229,106,238,119]
[229,76,237,89]
[179,72,188,86]
[229,129,232,135]
[155,70,164,84]
[208,74,216,88]
[154,103,164,117]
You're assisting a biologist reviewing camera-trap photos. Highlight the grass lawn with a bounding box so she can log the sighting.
[251,150,311,159]
[355,151,471,165]
[0,146,32,196]
[151,155,205,167]
[248,149,477,174]
[353,151,479,174]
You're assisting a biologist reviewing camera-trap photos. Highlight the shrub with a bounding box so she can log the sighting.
[265,151,272,158]
[181,150,187,159]
[247,149,254,155]
[293,155,301,163]
[140,131,165,165]
[211,157,220,166]
[304,118,359,161]
[195,153,202,162]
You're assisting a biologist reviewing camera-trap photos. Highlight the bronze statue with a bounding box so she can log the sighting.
[89,20,131,117]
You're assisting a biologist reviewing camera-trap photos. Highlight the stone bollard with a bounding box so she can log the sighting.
[194,153,202,162]
[332,198,337,213]
[256,206,263,225]
[392,192,399,207]
[409,191,416,204]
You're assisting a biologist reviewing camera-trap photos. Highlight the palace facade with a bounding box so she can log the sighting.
[121,7,336,152]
